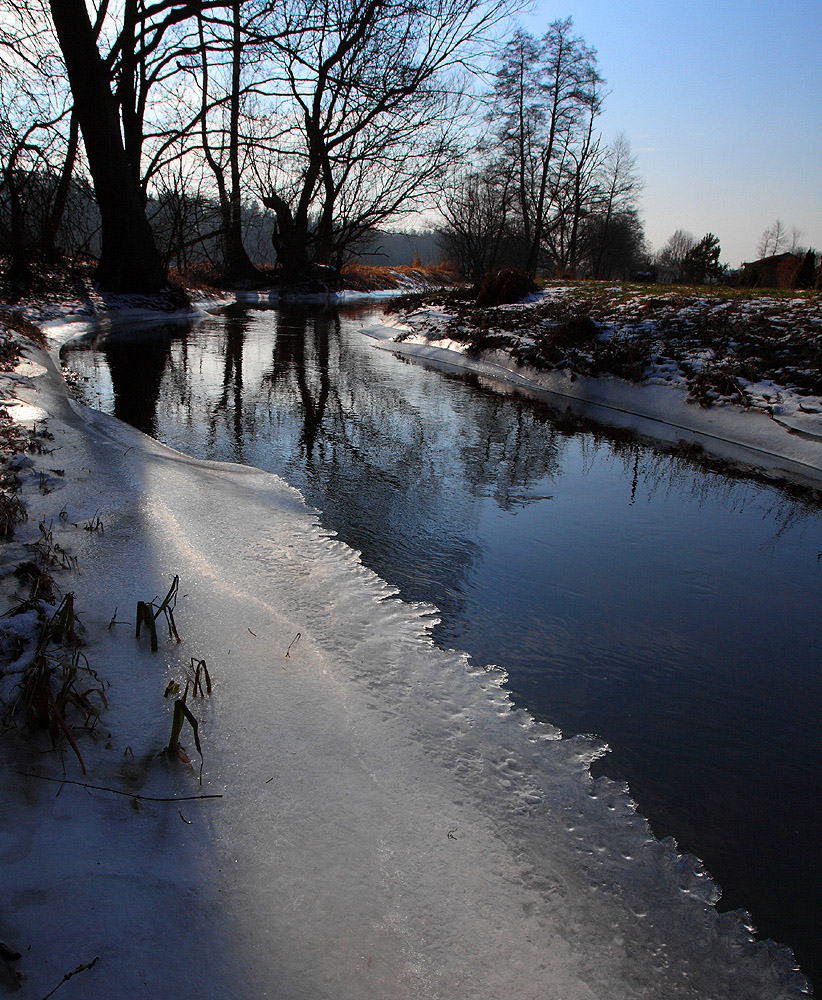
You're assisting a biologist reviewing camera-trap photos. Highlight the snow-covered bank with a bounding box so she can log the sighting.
[360,309,822,489]
[0,314,812,997]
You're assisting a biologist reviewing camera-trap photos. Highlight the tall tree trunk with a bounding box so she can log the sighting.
[223,1,259,284]
[198,6,258,285]
[49,0,166,293]
[42,111,80,260]
[117,0,143,196]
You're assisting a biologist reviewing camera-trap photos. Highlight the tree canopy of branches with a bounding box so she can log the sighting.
[253,0,512,283]
[489,19,604,275]
[437,162,516,283]
[0,0,520,290]
[3,2,652,293]
[0,4,81,286]
[655,229,695,284]
[757,219,805,259]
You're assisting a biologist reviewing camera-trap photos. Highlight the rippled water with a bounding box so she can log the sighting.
[62,302,822,988]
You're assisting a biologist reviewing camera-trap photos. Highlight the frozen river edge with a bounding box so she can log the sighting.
[0,306,813,998]
[360,314,822,492]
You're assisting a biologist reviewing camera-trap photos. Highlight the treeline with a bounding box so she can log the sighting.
[0,0,518,292]
[439,22,646,282]
[655,226,820,289]
[3,5,818,296]
[1,1,655,292]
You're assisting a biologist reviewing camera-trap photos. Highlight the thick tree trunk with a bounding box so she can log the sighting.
[261,194,312,283]
[49,0,166,293]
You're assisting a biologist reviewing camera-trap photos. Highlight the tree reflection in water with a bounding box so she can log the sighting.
[62,303,822,988]
[102,323,185,436]
[208,306,249,462]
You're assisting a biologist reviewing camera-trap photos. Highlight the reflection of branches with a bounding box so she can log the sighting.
[165,336,194,414]
[532,400,822,547]
[264,305,333,457]
[101,323,185,436]
[206,311,248,460]
[67,304,822,608]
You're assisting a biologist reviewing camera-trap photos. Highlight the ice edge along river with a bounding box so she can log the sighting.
[358,310,822,491]
[0,305,814,998]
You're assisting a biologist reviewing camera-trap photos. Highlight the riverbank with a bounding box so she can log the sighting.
[365,284,822,489]
[0,304,814,998]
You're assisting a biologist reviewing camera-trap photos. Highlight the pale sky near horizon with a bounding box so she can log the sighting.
[519,0,822,267]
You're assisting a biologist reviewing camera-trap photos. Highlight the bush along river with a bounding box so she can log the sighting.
[62,301,822,990]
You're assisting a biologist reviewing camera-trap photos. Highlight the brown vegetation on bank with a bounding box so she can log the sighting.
[393,280,822,408]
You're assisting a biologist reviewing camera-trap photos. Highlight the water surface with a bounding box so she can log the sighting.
[63,303,822,989]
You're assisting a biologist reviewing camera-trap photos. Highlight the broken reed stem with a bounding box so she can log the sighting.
[19,771,223,801]
[135,601,158,652]
[44,686,86,774]
[191,658,211,697]
[39,956,100,1000]
[168,695,186,754]
[136,576,181,651]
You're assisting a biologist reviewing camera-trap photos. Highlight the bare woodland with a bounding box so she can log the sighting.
[3,3,814,295]
[0,1,658,293]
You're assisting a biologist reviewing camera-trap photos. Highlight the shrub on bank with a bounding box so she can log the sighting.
[475,269,538,307]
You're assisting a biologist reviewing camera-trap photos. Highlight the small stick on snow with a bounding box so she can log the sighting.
[38,956,100,1000]
[19,772,223,802]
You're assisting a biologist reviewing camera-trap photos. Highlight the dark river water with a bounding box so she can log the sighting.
[62,302,822,990]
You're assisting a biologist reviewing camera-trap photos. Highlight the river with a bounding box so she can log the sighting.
[62,300,822,989]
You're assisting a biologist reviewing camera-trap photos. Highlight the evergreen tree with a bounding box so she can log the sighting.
[682,233,723,286]
[794,249,816,288]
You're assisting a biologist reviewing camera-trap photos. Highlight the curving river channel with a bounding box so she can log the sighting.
[62,301,822,991]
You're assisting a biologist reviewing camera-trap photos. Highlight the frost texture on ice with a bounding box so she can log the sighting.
[0,331,810,999]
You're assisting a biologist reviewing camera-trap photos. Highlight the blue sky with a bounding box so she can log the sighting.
[520,0,822,266]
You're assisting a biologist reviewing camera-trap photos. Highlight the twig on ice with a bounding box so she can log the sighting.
[39,956,100,1000]
[19,771,222,802]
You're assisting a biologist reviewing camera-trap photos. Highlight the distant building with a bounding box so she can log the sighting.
[740,252,804,288]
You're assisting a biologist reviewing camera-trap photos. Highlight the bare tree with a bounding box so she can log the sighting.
[0,3,75,281]
[438,161,516,280]
[577,207,647,280]
[757,219,805,258]
[490,18,603,274]
[757,219,787,258]
[194,3,265,283]
[590,132,642,278]
[255,0,513,284]
[656,228,695,284]
[563,72,604,275]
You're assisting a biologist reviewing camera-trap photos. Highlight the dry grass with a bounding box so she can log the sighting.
[340,261,460,291]
[397,280,822,406]
[4,593,107,773]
